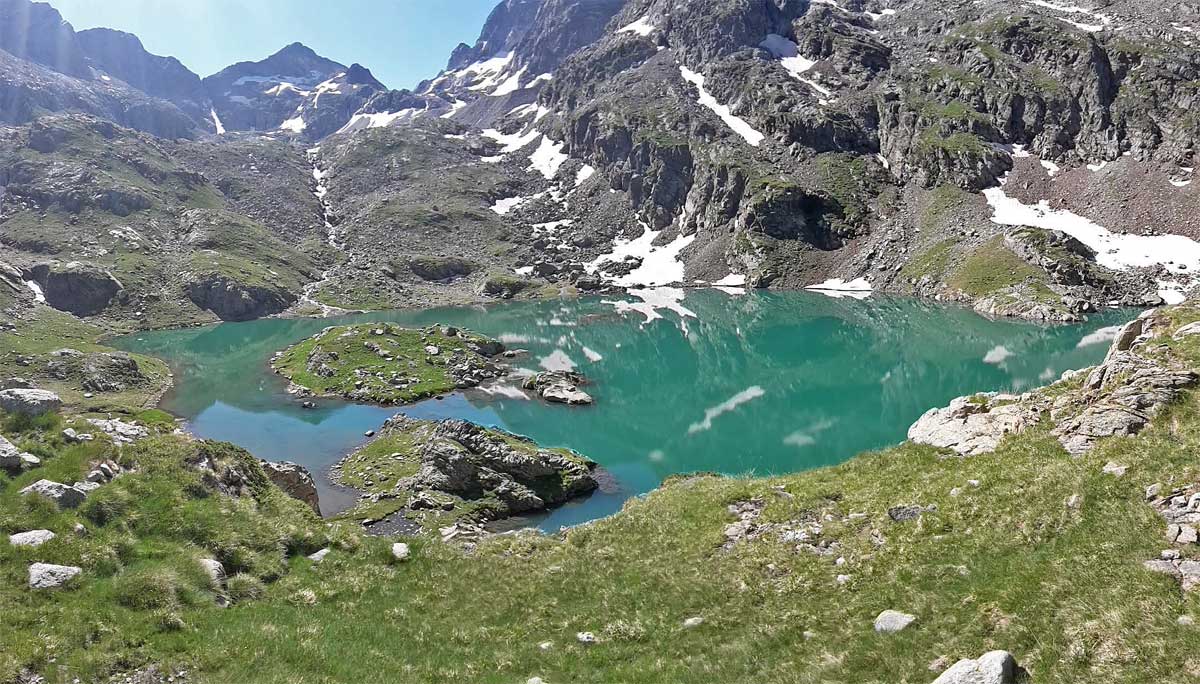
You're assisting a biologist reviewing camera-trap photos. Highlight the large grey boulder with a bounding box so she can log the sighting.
[198,558,226,585]
[931,651,1018,684]
[523,370,594,406]
[0,434,40,471]
[18,479,88,508]
[260,460,321,514]
[0,388,62,416]
[28,562,81,589]
[9,529,56,547]
[908,394,1039,456]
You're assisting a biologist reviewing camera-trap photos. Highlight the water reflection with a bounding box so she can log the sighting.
[114,291,1132,529]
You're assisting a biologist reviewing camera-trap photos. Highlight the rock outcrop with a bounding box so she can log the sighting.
[260,460,321,514]
[0,433,40,471]
[908,394,1039,456]
[25,262,123,316]
[523,370,594,405]
[910,310,1198,458]
[0,388,62,416]
[18,479,89,508]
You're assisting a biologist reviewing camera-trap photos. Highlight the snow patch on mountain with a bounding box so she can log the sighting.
[619,16,657,36]
[679,67,764,147]
[528,136,568,179]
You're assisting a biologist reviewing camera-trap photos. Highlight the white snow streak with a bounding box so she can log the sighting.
[209,108,226,135]
[618,16,657,36]
[588,225,696,287]
[24,280,45,303]
[679,66,764,147]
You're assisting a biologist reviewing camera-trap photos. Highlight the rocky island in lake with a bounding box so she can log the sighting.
[271,323,510,404]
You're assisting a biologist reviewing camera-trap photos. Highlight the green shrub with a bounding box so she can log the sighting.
[225,574,265,604]
[81,487,134,527]
[113,568,182,611]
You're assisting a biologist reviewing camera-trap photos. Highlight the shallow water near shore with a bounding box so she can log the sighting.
[113,290,1131,530]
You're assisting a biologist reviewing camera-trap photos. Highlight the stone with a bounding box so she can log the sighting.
[576,632,597,644]
[0,434,39,471]
[874,610,917,633]
[0,388,62,416]
[682,617,704,628]
[28,562,81,589]
[1146,483,1163,500]
[307,548,331,564]
[198,558,225,585]
[260,460,321,513]
[18,479,87,508]
[888,505,924,522]
[1102,462,1127,477]
[85,418,148,444]
[907,394,1039,456]
[538,641,553,651]
[523,370,594,406]
[61,428,94,443]
[1178,525,1199,545]
[930,651,1018,684]
[391,542,411,561]
[527,678,546,684]
[1179,615,1196,626]
[9,530,56,547]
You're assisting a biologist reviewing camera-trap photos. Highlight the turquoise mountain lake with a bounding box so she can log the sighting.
[113,290,1130,530]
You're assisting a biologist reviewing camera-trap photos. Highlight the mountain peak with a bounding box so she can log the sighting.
[273,41,320,60]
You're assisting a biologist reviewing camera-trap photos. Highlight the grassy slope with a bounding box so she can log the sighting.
[273,323,496,405]
[0,305,171,415]
[5,310,1200,682]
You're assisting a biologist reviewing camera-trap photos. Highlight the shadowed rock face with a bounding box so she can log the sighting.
[260,460,321,514]
[185,275,296,322]
[77,28,209,117]
[27,263,123,316]
[0,0,90,78]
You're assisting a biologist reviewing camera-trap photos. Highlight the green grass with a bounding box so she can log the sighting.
[0,306,171,413]
[948,237,1047,298]
[272,323,498,405]
[9,314,1200,683]
[902,238,959,282]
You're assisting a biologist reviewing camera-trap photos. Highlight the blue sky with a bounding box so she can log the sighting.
[51,0,500,89]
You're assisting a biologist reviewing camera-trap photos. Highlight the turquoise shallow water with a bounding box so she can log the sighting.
[113,290,1131,530]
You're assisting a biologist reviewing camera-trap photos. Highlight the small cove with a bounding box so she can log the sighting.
[112,290,1132,530]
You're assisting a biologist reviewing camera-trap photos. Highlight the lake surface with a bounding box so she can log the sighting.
[113,290,1130,530]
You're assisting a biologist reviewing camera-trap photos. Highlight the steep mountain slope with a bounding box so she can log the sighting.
[0,114,327,326]
[76,28,211,123]
[203,43,387,141]
[376,0,1199,321]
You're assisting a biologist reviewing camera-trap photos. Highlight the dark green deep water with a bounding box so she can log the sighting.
[113,290,1131,529]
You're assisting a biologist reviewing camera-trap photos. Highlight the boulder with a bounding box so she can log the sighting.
[185,274,296,322]
[391,542,411,561]
[908,394,1038,456]
[930,651,1019,684]
[198,558,226,585]
[0,434,40,471]
[307,548,331,564]
[28,562,81,589]
[18,479,87,508]
[9,530,56,547]
[0,388,63,416]
[260,460,321,513]
[523,370,594,406]
[874,610,917,633]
